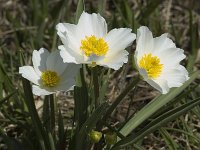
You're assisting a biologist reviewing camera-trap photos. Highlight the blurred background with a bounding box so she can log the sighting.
[0,0,200,149]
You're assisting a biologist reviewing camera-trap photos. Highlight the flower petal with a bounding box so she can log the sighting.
[135,26,154,60]
[19,66,40,85]
[99,50,129,70]
[56,23,82,56]
[32,85,54,96]
[59,45,82,64]
[105,28,135,57]
[46,50,67,75]
[162,65,189,87]
[146,78,169,94]
[32,48,49,76]
[60,63,81,79]
[158,48,186,66]
[56,78,76,92]
[153,33,176,54]
[77,12,107,38]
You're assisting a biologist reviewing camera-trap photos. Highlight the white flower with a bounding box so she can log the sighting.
[134,26,189,94]
[56,12,136,70]
[19,48,80,96]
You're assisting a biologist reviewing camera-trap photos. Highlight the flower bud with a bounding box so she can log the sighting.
[88,130,102,143]
[105,132,117,145]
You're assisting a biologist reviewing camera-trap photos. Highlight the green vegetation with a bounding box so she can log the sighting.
[0,0,199,149]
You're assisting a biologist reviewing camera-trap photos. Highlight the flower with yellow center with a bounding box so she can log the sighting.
[56,12,136,70]
[139,53,163,79]
[134,26,189,94]
[19,48,80,96]
[41,71,60,87]
[80,35,109,56]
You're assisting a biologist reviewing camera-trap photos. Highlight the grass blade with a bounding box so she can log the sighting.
[75,0,85,23]
[120,71,200,137]
[112,96,200,149]
[76,102,109,150]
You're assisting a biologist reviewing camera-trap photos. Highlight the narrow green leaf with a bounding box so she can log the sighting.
[74,67,88,130]
[164,127,200,143]
[98,0,106,15]
[75,0,84,23]
[0,89,17,106]
[120,71,199,137]
[76,102,109,150]
[22,78,48,150]
[48,132,56,150]
[137,0,164,23]
[112,96,200,149]
[186,11,199,73]
[99,69,110,103]
[58,110,66,150]
[49,94,55,137]
[103,77,140,120]
[160,128,179,150]
[42,96,50,131]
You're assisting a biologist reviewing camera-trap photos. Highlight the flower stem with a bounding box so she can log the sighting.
[49,94,55,136]
[92,66,99,109]
[103,76,140,120]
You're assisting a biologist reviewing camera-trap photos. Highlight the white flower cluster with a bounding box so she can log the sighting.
[19,12,189,95]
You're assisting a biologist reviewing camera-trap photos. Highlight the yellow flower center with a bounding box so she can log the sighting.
[41,71,60,87]
[139,53,163,79]
[80,35,109,56]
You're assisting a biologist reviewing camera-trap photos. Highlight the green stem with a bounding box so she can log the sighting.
[22,79,50,150]
[50,94,55,136]
[103,76,140,120]
[92,66,99,109]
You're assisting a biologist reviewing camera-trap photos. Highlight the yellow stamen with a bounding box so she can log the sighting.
[41,71,60,87]
[139,53,163,79]
[80,35,108,56]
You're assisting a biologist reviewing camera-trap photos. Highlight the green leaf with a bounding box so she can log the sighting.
[160,128,179,150]
[75,0,85,23]
[120,71,200,137]
[137,0,164,24]
[76,102,109,150]
[112,96,200,149]
[186,11,199,73]
[0,89,18,106]
[48,132,56,150]
[98,0,106,15]
[57,110,67,150]
[103,77,140,120]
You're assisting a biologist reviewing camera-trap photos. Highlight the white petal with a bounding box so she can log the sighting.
[146,78,169,94]
[105,28,136,57]
[56,23,69,46]
[135,26,154,60]
[98,50,129,70]
[59,45,82,64]
[86,54,105,63]
[77,12,107,38]
[138,68,148,80]
[158,48,186,66]
[60,63,81,79]
[153,33,176,54]
[46,50,67,75]
[56,78,76,92]
[32,48,49,76]
[162,65,189,88]
[32,85,54,96]
[19,66,40,85]
[56,23,82,56]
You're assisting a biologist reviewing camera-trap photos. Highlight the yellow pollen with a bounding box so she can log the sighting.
[41,71,60,87]
[80,35,109,56]
[139,53,163,79]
